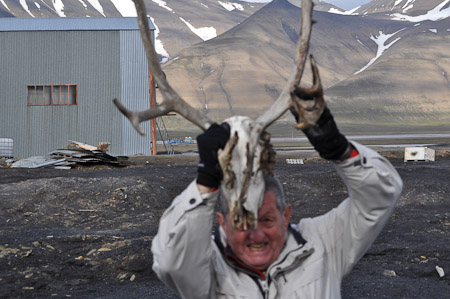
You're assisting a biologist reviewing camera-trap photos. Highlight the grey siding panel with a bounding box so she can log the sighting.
[26,106,79,155]
[0,32,20,154]
[119,30,152,156]
[0,30,122,157]
[73,30,122,156]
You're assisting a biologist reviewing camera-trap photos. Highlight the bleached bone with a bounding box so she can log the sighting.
[113,0,322,229]
[218,117,276,229]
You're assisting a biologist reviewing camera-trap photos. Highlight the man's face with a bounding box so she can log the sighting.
[217,190,292,271]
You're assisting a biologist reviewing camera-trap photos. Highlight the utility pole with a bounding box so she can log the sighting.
[149,71,157,156]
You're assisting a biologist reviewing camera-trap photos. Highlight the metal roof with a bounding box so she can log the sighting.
[0,17,155,32]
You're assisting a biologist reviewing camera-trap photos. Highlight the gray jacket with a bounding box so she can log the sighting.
[151,142,403,298]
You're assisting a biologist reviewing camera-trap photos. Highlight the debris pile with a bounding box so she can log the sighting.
[10,141,128,169]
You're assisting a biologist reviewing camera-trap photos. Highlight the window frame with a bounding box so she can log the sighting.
[27,84,78,106]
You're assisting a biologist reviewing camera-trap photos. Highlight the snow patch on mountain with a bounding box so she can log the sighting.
[392,0,450,22]
[151,17,170,63]
[111,0,136,17]
[53,0,66,17]
[401,0,415,13]
[20,0,35,17]
[329,6,360,15]
[218,1,244,11]
[0,0,10,11]
[77,0,88,8]
[87,0,105,16]
[355,28,406,75]
[152,0,173,12]
[179,17,217,41]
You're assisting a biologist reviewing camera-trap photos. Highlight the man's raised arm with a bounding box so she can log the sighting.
[290,90,403,277]
[151,124,230,299]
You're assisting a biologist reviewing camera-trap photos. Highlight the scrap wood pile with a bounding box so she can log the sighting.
[10,140,128,169]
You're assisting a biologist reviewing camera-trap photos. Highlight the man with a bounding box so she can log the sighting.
[151,96,403,298]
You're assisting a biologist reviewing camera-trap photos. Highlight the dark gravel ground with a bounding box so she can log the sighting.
[0,148,449,298]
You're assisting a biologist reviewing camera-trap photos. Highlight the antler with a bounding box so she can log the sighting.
[221,0,318,229]
[114,0,321,230]
[290,55,324,129]
[113,0,213,135]
[232,0,317,192]
[254,0,315,130]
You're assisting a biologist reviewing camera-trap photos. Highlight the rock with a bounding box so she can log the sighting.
[97,248,111,252]
[117,273,128,281]
[45,245,55,251]
[435,266,445,278]
[24,250,33,257]
[111,241,127,248]
[383,270,397,277]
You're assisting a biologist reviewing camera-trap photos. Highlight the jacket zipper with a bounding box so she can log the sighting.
[260,278,269,299]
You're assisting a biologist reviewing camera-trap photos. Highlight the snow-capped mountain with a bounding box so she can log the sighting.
[340,0,450,19]
[0,0,267,57]
[158,0,450,128]
[0,0,345,58]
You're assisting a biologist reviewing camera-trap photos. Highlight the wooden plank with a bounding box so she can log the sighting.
[67,140,97,151]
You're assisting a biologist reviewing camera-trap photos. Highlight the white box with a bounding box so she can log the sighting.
[404,147,435,162]
[0,138,13,157]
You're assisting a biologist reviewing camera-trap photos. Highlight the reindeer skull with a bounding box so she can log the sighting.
[218,116,276,230]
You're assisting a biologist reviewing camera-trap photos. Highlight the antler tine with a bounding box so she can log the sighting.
[113,0,213,135]
[255,0,314,130]
[291,54,324,130]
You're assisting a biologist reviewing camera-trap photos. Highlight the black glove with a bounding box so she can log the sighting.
[196,123,230,188]
[290,106,349,160]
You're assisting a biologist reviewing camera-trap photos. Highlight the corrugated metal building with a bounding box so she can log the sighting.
[0,17,155,157]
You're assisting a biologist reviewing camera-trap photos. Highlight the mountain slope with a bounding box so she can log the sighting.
[0,8,13,17]
[159,0,450,128]
[158,0,377,116]
[138,0,268,57]
[327,19,450,126]
[353,0,450,18]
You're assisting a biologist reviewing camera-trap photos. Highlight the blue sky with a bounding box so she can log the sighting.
[242,0,372,10]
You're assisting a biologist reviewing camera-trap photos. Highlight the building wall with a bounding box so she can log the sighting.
[0,29,152,157]
[119,30,152,156]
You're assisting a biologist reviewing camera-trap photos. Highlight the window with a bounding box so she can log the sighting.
[27,85,77,106]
